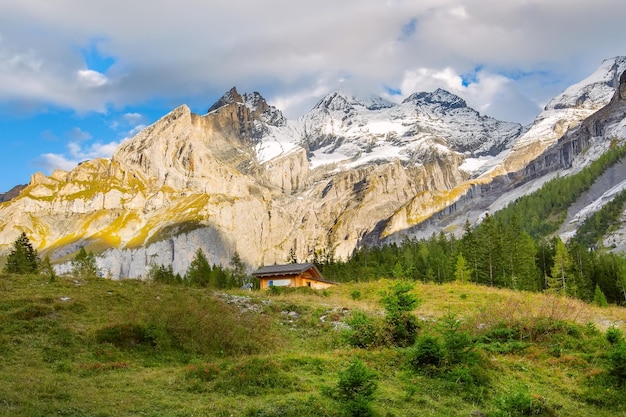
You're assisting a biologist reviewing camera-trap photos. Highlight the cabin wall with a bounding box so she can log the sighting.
[257,270,334,290]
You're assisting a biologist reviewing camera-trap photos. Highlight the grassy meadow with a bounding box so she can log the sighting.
[0,273,625,416]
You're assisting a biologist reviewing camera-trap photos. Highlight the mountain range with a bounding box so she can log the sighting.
[1,57,626,278]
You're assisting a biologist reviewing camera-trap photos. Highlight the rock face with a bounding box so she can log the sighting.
[1,58,626,279]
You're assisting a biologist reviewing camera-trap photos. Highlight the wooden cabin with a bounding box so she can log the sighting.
[252,263,335,290]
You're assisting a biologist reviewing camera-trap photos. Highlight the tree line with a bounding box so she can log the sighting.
[318,142,626,306]
[2,235,250,290]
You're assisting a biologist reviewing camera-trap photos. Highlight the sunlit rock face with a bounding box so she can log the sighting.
[2,58,626,278]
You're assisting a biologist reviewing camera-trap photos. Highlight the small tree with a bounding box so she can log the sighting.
[71,247,99,279]
[147,263,178,284]
[454,253,472,283]
[39,255,57,281]
[335,359,377,417]
[229,252,248,288]
[381,280,421,347]
[3,232,39,274]
[593,284,609,307]
[186,249,212,287]
[287,247,298,264]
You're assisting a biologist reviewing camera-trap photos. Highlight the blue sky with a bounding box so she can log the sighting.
[1,0,625,192]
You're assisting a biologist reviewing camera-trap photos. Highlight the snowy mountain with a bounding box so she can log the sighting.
[255,87,521,173]
[1,57,626,278]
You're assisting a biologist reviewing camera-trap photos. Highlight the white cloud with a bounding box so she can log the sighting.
[76,69,108,88]
[122,112,143,124]
[35,153,77,173]
[36,139,122,173]
[396,66,540,123]
[0,0,625,122]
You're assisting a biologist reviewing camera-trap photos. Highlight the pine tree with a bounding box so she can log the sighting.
[4,232,39,274]
[460,220,479,283]
[548,238,573,295]
[71,247,99,279]
[186,249,212,287]
[454,253,472,283]
[474,214,501,287]
[39,255,56,281]
[229,252,248,288]
[287,247,298,264]
[504,215,540,291]
[593,284,609,307]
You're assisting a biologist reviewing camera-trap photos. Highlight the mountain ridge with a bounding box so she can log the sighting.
[1,57,626,278]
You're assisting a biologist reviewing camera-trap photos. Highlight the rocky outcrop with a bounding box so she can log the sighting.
[0,184,26,203]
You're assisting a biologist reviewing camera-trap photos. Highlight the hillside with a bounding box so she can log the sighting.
[1,273,625,416]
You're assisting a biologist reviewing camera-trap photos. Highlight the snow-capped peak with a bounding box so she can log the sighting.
[507,56,626,159]
[312,91,395,112]
[546,56,626,111]
[403,88,467,110]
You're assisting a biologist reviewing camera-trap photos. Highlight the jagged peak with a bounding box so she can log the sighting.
[402,88,467,109]
[313,91,353,112]
[207,87,243,113]
[206,88,286,126]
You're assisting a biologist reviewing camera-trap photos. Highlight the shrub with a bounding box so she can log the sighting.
[334,359,377,417]
[438,313,474,365]
[407,334,444,374]
[381,281,421,347]
[609,342,626,386]
[606,325,624,346]
[71,247,99,279]
[345,311,380,348]
[384,312,420,347]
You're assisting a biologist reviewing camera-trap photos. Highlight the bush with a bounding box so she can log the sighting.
[384,312,420,347]
[345,311,380,348]
[606,325,624,345]
[609,342,626,386]
[381,281,420,347]
[408,334,444,374]
[334,359,377,417]
[438,313,474,365]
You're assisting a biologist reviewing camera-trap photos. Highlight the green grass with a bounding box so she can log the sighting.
[0,274,625,416]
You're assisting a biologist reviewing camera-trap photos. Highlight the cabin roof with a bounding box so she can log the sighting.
[252,263,335,284]
[252,262,318,277]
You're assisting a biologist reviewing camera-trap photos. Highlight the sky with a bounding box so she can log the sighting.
[1,0,625,192]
